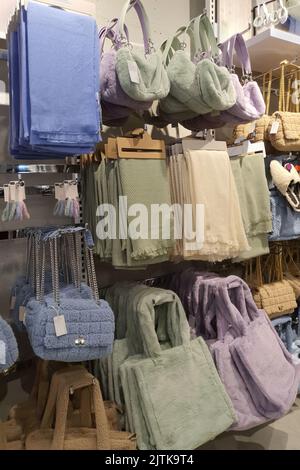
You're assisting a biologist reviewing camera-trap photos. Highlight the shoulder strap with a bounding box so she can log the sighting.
[117,0,151,53]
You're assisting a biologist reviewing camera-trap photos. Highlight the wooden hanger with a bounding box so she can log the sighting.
[117,129,166,159]
[104,129,166,160]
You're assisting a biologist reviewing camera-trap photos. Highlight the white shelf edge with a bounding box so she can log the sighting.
[0,32,7,40]
[247,27,300,49]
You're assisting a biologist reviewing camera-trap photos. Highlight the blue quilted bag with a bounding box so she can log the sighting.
[0,316,19,372]
[25,232,115,362]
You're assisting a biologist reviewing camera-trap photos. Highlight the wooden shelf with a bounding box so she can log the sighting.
[239,28,300,73]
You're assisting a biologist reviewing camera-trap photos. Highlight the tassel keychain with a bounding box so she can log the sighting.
[53,183,66,216]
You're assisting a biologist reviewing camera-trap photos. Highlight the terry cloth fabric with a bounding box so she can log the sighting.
[8,2,100,159]
[230,153,272,260]
[116,159,174,262]
[182,149,250,262]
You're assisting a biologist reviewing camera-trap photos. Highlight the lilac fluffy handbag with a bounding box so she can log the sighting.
[220,34,265,122]
[99,14,152,112]
[208,277,299,429]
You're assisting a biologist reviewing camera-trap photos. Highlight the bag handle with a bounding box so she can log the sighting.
[161,27,186,66]
[50,373,111,450]
[221,33,252,76]
[117,0,152,54]
[194,14,220,62]
[132,290,190,359]
[99,18,130,56]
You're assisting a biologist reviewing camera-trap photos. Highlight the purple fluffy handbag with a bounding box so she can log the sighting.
[220,34,266,122]
[207,276,299,430]
[99,13,152,112]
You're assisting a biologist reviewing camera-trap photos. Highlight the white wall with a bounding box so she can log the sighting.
[96,0,191,47]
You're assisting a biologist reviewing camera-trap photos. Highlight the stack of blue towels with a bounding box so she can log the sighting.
[8,1,101,159]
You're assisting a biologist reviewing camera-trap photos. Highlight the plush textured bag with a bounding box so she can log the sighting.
[119,288,236,450]
[220,33,265,122]
[0,316,18,373]
[115,0,170,102]
[25,234,115,362]
[100,16,152,112]
[26,370,136,450]
[198,275,299,430]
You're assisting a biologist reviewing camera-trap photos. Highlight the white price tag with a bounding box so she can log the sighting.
[127,60,140,84]
[9,183,16,202]
[0,340,6,365]
[69,183,79,199]
[4,185,10,203]
[16,185,26,202]
[54,315,68,337]
[10,296,16,310]
[19,306,26,322]
[55,185,65,201]
[270,121,280,135]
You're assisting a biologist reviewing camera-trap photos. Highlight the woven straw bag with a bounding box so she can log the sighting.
[268,62,300,151]
[26,369,136,450]
[246,248,297,320]
[0,421,24,450]
[283,242,300,299]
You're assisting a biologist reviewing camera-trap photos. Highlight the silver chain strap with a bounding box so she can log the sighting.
[35,235,41,302]
[75,232,82,288]
[67,233,78,288]
[39,241,46,302]
[85,242,99,303]
[50,237,60,305]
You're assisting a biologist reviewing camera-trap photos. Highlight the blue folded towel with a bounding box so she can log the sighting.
[8,1,101,159]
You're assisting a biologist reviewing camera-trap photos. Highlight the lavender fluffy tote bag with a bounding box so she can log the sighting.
[212,277,299,427]
[220,34,265,122]
[99,19,152,112]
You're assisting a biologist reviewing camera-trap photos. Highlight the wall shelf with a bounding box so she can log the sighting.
[240,27,300,73]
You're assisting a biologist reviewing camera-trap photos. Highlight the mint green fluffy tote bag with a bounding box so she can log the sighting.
[115,0,170,102]
[161,15,236,115]
[120,289,236,450]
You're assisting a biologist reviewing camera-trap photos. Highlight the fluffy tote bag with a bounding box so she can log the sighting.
[115,0,170,102]
[26,370,136,450]
[193,15,237,112]
[120,289,236,450]
[220,33,265,122]
[99,17,152,111]
[209,277,299,428]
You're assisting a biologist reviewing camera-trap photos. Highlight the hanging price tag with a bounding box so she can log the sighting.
[54,315,68,337]
[19,306,26,322]
[270,121,280,135]
[0,340,6,365]
[127,60,140,84]
[10,296,16,310]
[4,185,10,203]
[55,185,65,201]
[9,183,16,202]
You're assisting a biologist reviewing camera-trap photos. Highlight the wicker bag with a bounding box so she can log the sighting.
[268,62,300,151]
[26,369,136,450]
[246,250,297,320]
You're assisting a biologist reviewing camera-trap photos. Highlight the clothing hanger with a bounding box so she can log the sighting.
[104,129,166,160]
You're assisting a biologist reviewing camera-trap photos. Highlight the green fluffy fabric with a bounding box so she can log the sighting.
[116,49,170,102]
